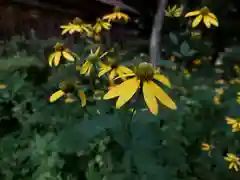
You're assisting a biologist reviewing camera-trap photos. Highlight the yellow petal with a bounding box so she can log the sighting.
[150,81,177,110]
[116,78,140,108]
[225,117,236,124]
[192,15,203,28]
[207,15,219,27]
[49,90,65,103]
[208,12,217,19]
[53,51,62,66]
[113,73,136,81]
[62,51,75,61]
[203,16,211,28]
[98,66,111,77]
[153,74,171,88]
[78,90,87,107]
[48,52,56,67]
[117,66,134,74]
[185,10,201,17]
[0,84,7,89]
[142,81,159,115]
[109,69,116,81]
[80,61,90,74]
[233,163,239,171]
[103,77,138,100]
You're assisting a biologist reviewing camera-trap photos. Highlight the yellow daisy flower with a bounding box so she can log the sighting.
[103,62,177,115]
[0,83,7,89]
[49,81,86,107]
[184,69,191,79]
[237,92,240,104]
[80,47,108,76]
[103,7,129,22]
[215,79,226,85]
[93,18,111,33]
[201,143,214,152]
[224,153,240,171]
[185,6,219,28]
[193,59,201,65]
[225,116,240,132]
[48,43,75,67]
[165,4,184,18]
[229,78,240,85]
[234,64,240,74]
[98,58,133,84]
[60,17,92,36]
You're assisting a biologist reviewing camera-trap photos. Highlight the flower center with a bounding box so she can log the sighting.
[73,17,83,25]
[200,7,210,15]
[135,62,154,81]
[54,43,65,51]
[59,81,75,93]
[88,55,99,64]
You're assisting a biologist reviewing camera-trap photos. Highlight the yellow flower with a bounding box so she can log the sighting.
[234,64,240,74]
[201,143,214,152]
[184,69,191,79]
[185,6,219,28]
[193,59,201,65]
[229,78,240,85]
[165,4,184,18]
[103,62,177,115]
[80,47,108,76]
[103,7,129,22]
[224,153,240,171]
[48,43,75,67]
[93,18,111,33]
[98,58,133,83]
[60,17,92,36]
[213,96,221,105]
[225,116,240,132]
[0,83,7,89]
[215,79,226,85]
[49,81,86,107]
[215,88,224,95]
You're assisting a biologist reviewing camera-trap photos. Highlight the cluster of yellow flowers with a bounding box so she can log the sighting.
[165,5,219,28]
[48,8,176,115]
[201,116,240,171]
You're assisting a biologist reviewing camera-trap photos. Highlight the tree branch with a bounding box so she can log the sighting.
[149,0,168,66]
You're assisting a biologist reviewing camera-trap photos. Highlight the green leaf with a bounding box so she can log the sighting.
[169,32,178,45]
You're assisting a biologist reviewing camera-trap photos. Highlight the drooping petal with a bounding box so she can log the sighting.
[150,81,177,110]
[207,15,219,27]
[192,15,203,28]
[62,51,75,61]
[203,15,211,28]
[78,90,87,107]
[98,65,111,77]
[142,81,158,115]
[185,10,201,17]
[53,51,62,66]
[208,12,217,19]
[153,74,171,88]
[109,69,116,81]
[117,66,134,74]
[113,73,136,81]
[49,90,65,102]
[80,61,90,74]
[115,78,140,108]
[48,52,56,67]
[103,78,139,102]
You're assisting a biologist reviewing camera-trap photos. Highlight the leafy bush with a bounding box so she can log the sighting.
[0,3,239,180]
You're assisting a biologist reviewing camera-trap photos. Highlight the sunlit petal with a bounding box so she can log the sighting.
[142,81,158,115]
[116,78,140,108]
[62,51,75,61]
[150,81,177,109]
[153,74,171,88]
[78,90,87,107]
[53,52,62,66]
[49,90,65,102]
[185,10,201,17]
[192,14,203,28]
